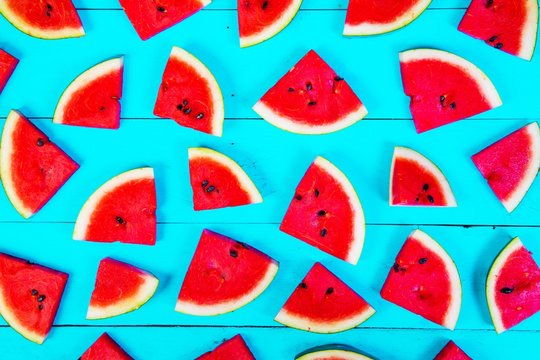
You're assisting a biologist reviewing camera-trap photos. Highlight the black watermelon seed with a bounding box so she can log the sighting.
[449,102,456,109]
[37,295,46,302]
[415,197,420,202]
[306,82,313,91]
[427,195,435,203]
[31,289,38,296]
[229,249,238,258]
[317,210,327,216]
[439,95,446,104]
[418,258,428,264]
[100,106,106,111]
[295,194,302,200]
[325,287,334,295]
[500,287,514,294]
[176,104,183,111]
[157,6,166,12]
[488,35,498,43]
[320,228,327,237]
[308,101,317,106]
[423,183,429,191]
[495,43,504,49]
[262,0,269,9]
[196,113,204,120]
[38,304,44,311]
[183,108,192,115]
[37,138,45,147]
[206,185,216,193]
[288,87,295,92]
[115,216,125,225]
[486,0,493,6]
[46,3,53,11]
[392,263,400,272]
[334,76,344,81]
[299,282,307,289]
[314,189,320,197]
[183,99,188,106]
[201,180,209,188]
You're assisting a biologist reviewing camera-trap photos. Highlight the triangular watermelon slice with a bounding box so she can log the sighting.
[390,146,457,206]
[486,237,540,333]
[154,46,224,136]
[0,110,80,218]
[400,49,502,133]
[80,333,133,360]
[188,147,262,210]
[296,345,372,360]
[280,156,365,265]
[53,57,124,129]
[433,341,471,360]
[275,262,375,333]
[472,122,540,213]
[87,258,159,320]
[380,230,462,329]
[196,334,256,360]
[0,49,18,95]
[176,229,278,316]
[73,167,157,245]
[253,50,368,134]
[0,253,68,344]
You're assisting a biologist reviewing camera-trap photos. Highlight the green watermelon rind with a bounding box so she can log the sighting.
[295,344,372,360]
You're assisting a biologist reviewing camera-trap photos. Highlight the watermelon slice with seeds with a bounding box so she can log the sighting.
[196,334,255,360]
[80,333,133,360]
[176,229,278,316]
[400,49,502,133]
[253,50,367,134]
[53,57,124,129]
[296,345,372,360]
[73,168,157,245]
[280,156,365,265]
[0,49,18,95]
[433,341,471,360]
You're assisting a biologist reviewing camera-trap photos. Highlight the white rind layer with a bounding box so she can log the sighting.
[516,0,537,60]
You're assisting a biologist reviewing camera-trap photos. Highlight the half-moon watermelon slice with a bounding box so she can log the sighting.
[390,146,457,207]
[196,334,255,360]
[280,156,365,265]
[154,46,224,136]
[253,50,368,134]
[80,333,133,360]
[188,147,262,210]
[176,229,278,316]
[87,258,159,320]
[400,49,502,133]
[0,0,84,39]
[296,345,372,360]
[472,122,540,213]
[275,262,375,333]
[73,167,157,245]
[458,0,538,61]
[486,237,540,333]
[433,341,471,360]
[0,110,80,218]
[53,57,124,129]
[380,229,462,329]
[0,49,18,95]
[0,253,68,344]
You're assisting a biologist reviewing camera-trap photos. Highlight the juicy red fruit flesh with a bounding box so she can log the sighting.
[0,49,18,94]
[196,335,255,360]
[238,0,296,38]
[2,0,83,32]
[345,0,422,26]
[434,341,472,360]
[392,157,447,205]
[80,333,133,360]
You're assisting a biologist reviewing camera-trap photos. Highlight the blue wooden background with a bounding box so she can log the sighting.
[0,0,539,358]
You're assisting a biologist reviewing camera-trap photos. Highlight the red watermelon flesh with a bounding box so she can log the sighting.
[0,253,68,344]
[196,335,255,360]
[80,333,133,360]
[0,49,18,94]
[433,341,471,360]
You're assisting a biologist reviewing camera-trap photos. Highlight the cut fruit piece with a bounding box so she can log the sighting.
[253,50,367,134]
[275,262,375,334]
[344,0,431,36]
[390,146,457,207]
[458,0,538,61]
[87,258,158,320]
[53,57,124,129]
[196,335,255,360]
[486,237,540,333]
[176,229,278,316]
[73,168,157,245]
[238,0,302,47]
[154,46,224,136]
[0,253,68,344]
[0,110,80,218]
[380,230,462,329]
[472,122,540,213]
[433,341,471,360]
[80,333,133,360]
[0,49,18,95]
[0,0,84,39]
[188,147,262,210]
[280,156,365,265]
[400,49,502,133]
[296,345,372,360]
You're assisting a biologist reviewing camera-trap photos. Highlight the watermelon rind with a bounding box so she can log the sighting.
[518,0,538,61]
[0,290,46,344]
[296,345,372,360]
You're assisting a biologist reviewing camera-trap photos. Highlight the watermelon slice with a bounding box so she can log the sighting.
[0,0,84,39]
[87,258,159,320]
[53,57,124,129]
[390,146,457,207]
[176,229,278,316]
[458,0,538,61]
[80,333,133,360]
[73,167,157,245]
[275,262,375,333]
[188,147,262,210]
[154,46,224,136]
[238,0,303,47]
[0,253,68,344]
[380,230,462,329]
[472,122,540,213]
[253,50,367,134]
[0,110,80,218]
[486,237,540,333]
[344,0,431,36]
[433,341,471,360]
[296,345,372,360]
[0,49,18,95]
[196,334,255,360]
[280,156,365,265]
[400,49,502,133]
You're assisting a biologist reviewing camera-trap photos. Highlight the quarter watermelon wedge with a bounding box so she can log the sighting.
[280,156,365,265]
[73,167,157,245]
[296,345,372,360]
[176,229,278,316]
[390,146,457,207]
[53,57,124,129]
[486,237,540,333]
[472,122,540,213]
[80,333,133,360]
[458,0,538,61]
[400,49,502,133]
[87,258,159,320]
[0,110,80,218]
[344,0,431,36]
[188,147,263,210]
[0,49,18,95]
[433,341,471,360]
[253,50,368,134]
[0,0,84,39]
[196,334,255,360]
[0,253,68,344]
[154,46,224,136]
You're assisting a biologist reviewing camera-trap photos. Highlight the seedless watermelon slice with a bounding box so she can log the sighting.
[296,345,372,360]
[433,341,471,360]
[0,49,18,95]
[196,335,255,360]
[80,333,133,360]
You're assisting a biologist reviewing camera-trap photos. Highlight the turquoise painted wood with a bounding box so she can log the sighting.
[0,1,538,359]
